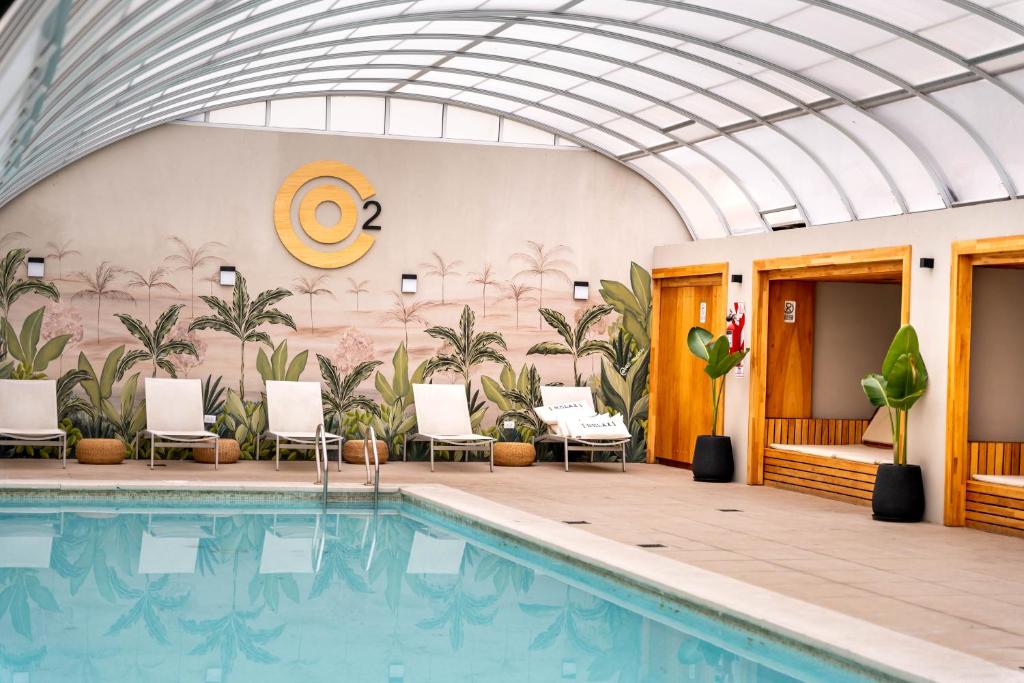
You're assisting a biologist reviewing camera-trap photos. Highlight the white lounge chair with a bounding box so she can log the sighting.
[0,379,67,468]
[259,514,325,574]
[406,383,494,472]
[138,377,219,469]
[0,514,60,568]
[533,386,630,472]
[406,531,466,575]
[258,380,343,481]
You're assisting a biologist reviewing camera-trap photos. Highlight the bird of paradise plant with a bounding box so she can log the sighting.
[0,249,60,356]
[189,272,294,397]
[317,353,381,428]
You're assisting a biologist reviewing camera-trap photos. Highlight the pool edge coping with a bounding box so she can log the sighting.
[1,478,1020,682]
[398,484,1024,683]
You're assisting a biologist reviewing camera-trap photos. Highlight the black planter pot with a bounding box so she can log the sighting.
[872,463,925,522]
[692,435,734,482]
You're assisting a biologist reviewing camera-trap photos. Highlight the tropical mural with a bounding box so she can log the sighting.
[0,230,652,463]
[0,506,797,682]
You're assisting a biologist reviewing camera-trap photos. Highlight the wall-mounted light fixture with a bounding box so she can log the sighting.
[572,281,589,301]
[919,257,934,269]
[730,273,743,284]
[26,257,44,278]
[401,274,417,294]
[219,266,236,286]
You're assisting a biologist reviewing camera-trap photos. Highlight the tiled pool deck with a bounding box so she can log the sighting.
[3,458,1023,674]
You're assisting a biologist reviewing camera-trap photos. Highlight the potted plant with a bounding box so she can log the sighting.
[861,324,928,522]
[686,326,749,482]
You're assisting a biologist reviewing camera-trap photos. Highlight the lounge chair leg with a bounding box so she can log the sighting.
[150,435,155,470]
[430,440,435,472]
[214,438,219,471]
[564,440,569,472]
[62,435,67,469]
[403,434,408,462]
[622,442,627,472]
[275,436,280,472]
[132,434,138,460]
[337,438,343,472]
[489,441,493,472]
[255,435,260,461]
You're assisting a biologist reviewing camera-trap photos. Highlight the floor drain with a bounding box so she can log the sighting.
[563,520,590,525]
[637,543,667,548]
[717,508,742,512]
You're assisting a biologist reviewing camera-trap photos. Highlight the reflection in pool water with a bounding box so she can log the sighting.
[0,504,825,682]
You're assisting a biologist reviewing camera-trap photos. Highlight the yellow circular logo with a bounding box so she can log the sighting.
[273,160,381,268]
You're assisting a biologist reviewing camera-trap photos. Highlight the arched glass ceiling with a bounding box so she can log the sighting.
[1,0,1024,240]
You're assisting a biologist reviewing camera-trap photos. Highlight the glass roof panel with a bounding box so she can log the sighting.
[445,106,499,141]
[501,118,554,145]
[918,13,1023,59]
[329,95,385,134]
[629,156,727,239]
[389,98,444,137]
[697,136,793,211]
[827,0,962,32]
[268,96,326,129]
[772,6,892,54]
[661,146,764,232]
[601,117,672,148]
[855,39,964,85]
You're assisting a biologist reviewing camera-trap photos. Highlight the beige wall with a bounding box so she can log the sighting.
[0,122,685,401]
[968,266,1024,442]
[654,201,1024,523]
[811,282,903,419]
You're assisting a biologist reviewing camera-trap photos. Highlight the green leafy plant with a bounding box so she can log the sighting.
[0,249,60,351]
[101,372,146,450]
[861,325,929,466]
[483,364,548,441]
[189,272,295,397]
[686,327,748,437]
[599,351,650,459]
[424,305,509,382]
[256,339,308,383]
[202,374,226,417]
[317,354,381,428]
[371,343,426,453]
[527,305,612,386]
[217,391,266,459]
[1,307,70,379]
[599,262,651,348]
[77,347,125,438]
[115,303,197,378]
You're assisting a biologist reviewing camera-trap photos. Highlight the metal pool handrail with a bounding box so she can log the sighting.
[315,424,328,508]
[363,426,381,507]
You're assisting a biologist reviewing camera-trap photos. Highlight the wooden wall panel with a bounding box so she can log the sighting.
[651,281,720,464]
[765,280,815,418]
[968,441,1024,476]
[765,418,870,446]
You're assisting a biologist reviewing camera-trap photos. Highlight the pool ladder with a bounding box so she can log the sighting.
[314,424,381,509]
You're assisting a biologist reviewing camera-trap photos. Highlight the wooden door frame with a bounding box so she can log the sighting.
[747,246,913,485]
[945,235,1024,525]
[649,263,730,464]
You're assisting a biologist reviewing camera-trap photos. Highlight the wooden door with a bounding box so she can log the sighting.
[652,278,721,465]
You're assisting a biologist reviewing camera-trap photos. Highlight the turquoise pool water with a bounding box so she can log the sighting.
[0,497,887,682]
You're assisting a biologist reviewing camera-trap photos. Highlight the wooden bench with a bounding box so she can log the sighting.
[965,441,1024,538]
[763,417,878,506]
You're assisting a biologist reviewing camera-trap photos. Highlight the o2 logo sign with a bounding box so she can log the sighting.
[273,160,382,268]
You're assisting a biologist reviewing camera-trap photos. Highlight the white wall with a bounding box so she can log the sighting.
[968,266,1024,442]
[654,201,1024,523]
[812,282,902,419]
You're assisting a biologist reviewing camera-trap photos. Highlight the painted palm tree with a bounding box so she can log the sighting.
[107,574,189,645]
[512,241,574,328]
[379,291,432,347]
[0,232,27,250]
[412,578,499,651]
[70,262,134,343]
[164,236,224,318]
[188,272,294,397]
[0,569,60,639]
[292,274,333,333]
[317,353,381,427]
[424,305,508,396]
[419,252,463,305]
[180,598,284,674]
[203,270,220,295]
[45,239,80,279]
[346,277,369,312]
[126,266,178,323]
[309,515,373,600]
[501,281,536,329]
[0,249,60,359]
[528,304,613,385]
[115,304,198,377]
[467,263,499,317]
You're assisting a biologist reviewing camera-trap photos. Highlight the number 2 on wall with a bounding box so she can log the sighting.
[362,200,382,231]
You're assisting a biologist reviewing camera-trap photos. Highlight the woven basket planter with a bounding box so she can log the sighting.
[75,438,125,465]
[343,439,389,464]
[493,442,535,467]
[193,438,240,464]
